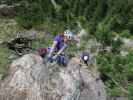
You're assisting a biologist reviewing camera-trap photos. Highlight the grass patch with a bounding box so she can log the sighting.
[31,38,52,50]
[0,18,19,78]
[0,45,11,76]
[0,18,19,42]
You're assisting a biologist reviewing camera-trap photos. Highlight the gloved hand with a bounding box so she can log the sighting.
[52,55,58,60]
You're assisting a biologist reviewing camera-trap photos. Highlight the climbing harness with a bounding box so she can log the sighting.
[48,54,68,66]
[43,52,69,67]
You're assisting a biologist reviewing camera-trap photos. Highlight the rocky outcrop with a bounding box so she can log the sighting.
[0,4,16,18]
[0,54,107,100]
[122,38,133,48]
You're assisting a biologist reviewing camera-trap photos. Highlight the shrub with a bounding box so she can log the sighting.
[95,21,114,46]
[97,50,133,97]
[128,84,133,100]
[120,30,131,38]
[16,1,45,29]
[111,37,123,54]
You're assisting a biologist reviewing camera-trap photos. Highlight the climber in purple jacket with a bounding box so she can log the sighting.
[47,30,73,62]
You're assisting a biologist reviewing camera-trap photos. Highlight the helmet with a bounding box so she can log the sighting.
[64,30,73,40]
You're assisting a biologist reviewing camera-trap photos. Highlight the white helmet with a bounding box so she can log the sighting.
[64,30,73,40]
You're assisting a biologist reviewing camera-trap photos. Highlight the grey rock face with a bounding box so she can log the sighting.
[0,4,16,18]
[0,54,107,100]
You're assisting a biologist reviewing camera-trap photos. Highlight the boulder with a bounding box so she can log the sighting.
[0,54,107,100]
[0,4,16,18]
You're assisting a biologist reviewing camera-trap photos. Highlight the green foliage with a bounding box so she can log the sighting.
[120,30,131,38]
[128,84,133,100]
[0,19,19,42]
[16,1,45,29]
[97,51,133,97]
[111,38,123,53]
[42,20,65,35]
[1,0,133,34]
[0,18,19,78]
[108,87,125,97]
[31,37,52,50]
[66,41,78,58]
[0,45,10,76]
[95,23,113,46]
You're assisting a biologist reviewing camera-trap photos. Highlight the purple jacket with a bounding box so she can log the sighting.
[54,34,63,50]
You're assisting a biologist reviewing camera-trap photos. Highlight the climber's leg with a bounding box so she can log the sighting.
[57,55,68,66]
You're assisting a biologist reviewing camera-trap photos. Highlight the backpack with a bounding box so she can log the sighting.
[37,48,47,57]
